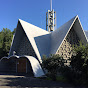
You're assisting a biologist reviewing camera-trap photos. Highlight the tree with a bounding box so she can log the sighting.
[12,28,16,35]
[64,41,88,85]
[71,42,88,73]
[0,28,13,58]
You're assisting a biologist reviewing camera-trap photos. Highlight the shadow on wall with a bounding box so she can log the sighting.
[0,55,44,77]
[0,57,17,72]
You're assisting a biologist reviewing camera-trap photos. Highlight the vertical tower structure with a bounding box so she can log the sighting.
[46,0,56,32]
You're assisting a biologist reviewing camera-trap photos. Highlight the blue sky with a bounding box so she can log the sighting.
[0,0,88,31]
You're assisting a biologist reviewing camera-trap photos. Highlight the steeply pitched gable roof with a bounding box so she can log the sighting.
[19,19,52,62]
[50,15,88,54]
[9,19,50,62]
[9,15,88,62]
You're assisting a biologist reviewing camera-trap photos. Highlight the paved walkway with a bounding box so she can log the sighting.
[0,73,86,88]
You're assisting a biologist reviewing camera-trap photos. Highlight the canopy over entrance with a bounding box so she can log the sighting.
[0,55,44,77]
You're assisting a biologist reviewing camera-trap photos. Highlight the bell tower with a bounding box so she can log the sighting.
[46,0,56,32]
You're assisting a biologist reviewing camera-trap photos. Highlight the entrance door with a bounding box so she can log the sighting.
[17,59,27,73]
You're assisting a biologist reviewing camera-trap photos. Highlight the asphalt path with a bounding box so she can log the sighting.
[0,73,86,88]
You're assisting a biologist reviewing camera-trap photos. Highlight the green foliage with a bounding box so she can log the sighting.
[61,41,88,86]
[42,54,65,73]
[42,54,65,80]
[71,42,88,73]
[0,28,15,58]
[56,75,68,82]
[12,28,16,35]
[42,41,88,86]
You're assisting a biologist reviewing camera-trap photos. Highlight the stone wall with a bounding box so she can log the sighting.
[56,27,80,60]
[17,32,36,58]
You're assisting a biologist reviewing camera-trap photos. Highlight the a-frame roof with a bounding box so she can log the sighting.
[19,19,51,62]
[9,15,88,62]
[9,19,51,63]
[50,15,88,54]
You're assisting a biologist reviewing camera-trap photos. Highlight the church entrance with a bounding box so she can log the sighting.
[17,59,27,73]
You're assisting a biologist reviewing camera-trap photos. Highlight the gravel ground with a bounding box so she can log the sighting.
[0,73,86,88]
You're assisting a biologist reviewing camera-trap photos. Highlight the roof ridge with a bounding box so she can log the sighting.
[19,19,49,33]
[50,15,78,54]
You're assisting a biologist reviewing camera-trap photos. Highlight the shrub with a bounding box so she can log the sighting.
[42,54,65,80]
[61,42,88,86]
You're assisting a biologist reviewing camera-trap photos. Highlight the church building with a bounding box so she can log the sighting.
[0,0,88,77]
